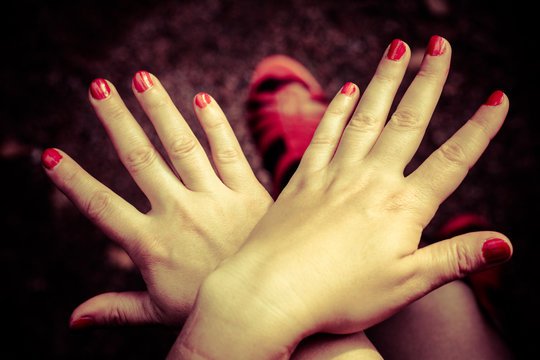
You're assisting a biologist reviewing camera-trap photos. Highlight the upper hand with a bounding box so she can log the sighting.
[173,36,512,358]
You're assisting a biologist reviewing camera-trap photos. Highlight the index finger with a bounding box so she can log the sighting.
[407,91,509,208]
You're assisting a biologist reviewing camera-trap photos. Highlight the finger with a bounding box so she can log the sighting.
[331,39,410,166]
[69,291,159,329]
[89,78,181,207]
[193,92,262,191]
[408,91,509,207]
[410,231,512,293]
[298,82,360,172]
[41,148,145,252]
[368,36,451,170]
[132,72,220,191]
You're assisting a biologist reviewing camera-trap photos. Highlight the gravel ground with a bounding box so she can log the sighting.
[2,0,538,358]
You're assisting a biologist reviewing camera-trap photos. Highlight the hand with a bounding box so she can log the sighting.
[41,72,273,328]
[171,36,512,358]
[44,71,380,359]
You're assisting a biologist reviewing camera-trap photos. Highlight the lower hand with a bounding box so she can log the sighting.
[42,72,273,328]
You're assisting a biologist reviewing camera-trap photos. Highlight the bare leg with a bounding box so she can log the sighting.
[366,280,514,359]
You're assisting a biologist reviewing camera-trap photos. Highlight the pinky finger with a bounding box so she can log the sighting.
[41,148,146,252]
[193,93,261,191]
[299,82,360,172]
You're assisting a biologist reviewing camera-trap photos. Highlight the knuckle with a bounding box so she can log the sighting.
[438,140,468,167]
[108,298,130,326]
[382,192,411,212]
[347,112,379,133]
[310,134,335,147]
[204,115,228,131]
[58,164,79,190]
[146,96,169,112]
[324,106,346,118]
[388,107,422,131]
[449,241,475,278]
[144,235,170,262]
[469,115,492,137]
[124,145,157,173]
[214,147,240,164]
[379,182,419,213]
[416,66,441,84]
[169,135,198,160]
[86,190,112,222]
[104,103,129,123]
[372,71,398,86]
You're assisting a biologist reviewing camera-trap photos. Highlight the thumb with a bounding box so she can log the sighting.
[69,291,159,329]
[412,231,513,291]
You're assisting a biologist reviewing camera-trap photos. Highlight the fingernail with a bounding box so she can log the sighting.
[90,78,111,100]
[195,93,212,108]
[133,70,153,93]
[341,82,356,96]
[70,316,94,330]
[387,39,406,61]
[426,35,446,56]
[484,90,504,106]
[41,148,63,169]
[482,238,511,264]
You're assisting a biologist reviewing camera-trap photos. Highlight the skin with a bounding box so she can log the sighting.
[169,36,512,359]
[43,75,273,327]
[43,71,379,358]
[43,36,511,359]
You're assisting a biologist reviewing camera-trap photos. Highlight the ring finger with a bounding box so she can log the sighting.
[367,36,451,171]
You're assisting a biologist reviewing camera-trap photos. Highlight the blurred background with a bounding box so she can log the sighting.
[2,0,538,358]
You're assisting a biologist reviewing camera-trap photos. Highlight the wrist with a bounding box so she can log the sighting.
[169,268,311,359]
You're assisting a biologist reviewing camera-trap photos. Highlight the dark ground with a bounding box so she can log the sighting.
[2,0,538,358]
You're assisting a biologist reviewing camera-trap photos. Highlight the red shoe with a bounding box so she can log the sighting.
[246,55,328,197]
[437,213,506,331]
[436,213,491,240]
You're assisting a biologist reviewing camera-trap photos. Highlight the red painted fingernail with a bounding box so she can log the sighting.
[41,148,63,169]
[426,35,446,56]
[341,82,356,96]
[70,316,94,330]
[90,78,111,100]
[133,71,153,93]
[482,238,511,264]
[484,90,504,106]
[195,93,212,108]
[387,39,406,61]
